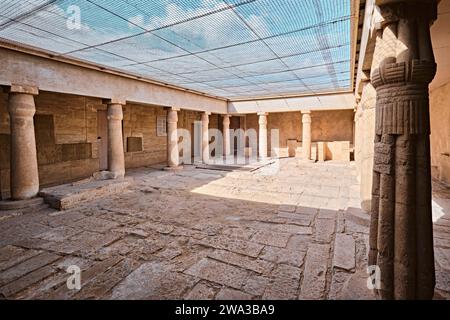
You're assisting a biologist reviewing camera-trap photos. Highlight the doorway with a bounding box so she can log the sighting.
[97,110,108,170]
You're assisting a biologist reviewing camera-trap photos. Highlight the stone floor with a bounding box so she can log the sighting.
[0,158,449,300]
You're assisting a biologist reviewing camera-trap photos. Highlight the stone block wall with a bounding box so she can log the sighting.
[430,81,450,185]
[245,110,354,158]
[0,90,211,197]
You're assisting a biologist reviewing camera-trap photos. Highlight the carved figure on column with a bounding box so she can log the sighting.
[368,0,437,299]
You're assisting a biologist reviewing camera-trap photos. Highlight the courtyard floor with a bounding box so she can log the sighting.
[0,158,449,299]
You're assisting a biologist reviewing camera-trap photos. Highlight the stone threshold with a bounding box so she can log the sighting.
[39,177,133,210]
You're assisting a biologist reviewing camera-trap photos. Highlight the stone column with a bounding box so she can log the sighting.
[368,0,437,300]
[223,115,231,159]
[167,108,181,169]
[8,84,39,200]
[301,111,312,160]
[258,112,268,159]
[106,100,125,179]
[201,112,210,164]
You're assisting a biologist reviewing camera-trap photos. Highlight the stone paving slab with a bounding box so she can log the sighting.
[185,258,248,290]
[0,158,448,299]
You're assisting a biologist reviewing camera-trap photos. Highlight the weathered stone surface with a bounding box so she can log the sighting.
[193,236,264,258]
[0,265,56,297]
[299,243,330,299]
[0,252,60,286]
[262,264,302,300]
[0,246,40,271]
[76,258,140,299]
[259,246,306,267]
[435,248,450,271]
[333,234,355,271]
[72,217,119,233]
[185,258,248,290]
[314,218,335,243]
[250,230,291,248]
[208,249,273,275]
[318,209,337,220]
[34,226,81,242]
[111,261,197,299]
[216,288,253,300]
[185,282,217,300]
[243,274,270,296]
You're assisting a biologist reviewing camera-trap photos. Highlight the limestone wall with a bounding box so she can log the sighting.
[0,91,212,197]
[245,110,354,157]
[430,81,450,185]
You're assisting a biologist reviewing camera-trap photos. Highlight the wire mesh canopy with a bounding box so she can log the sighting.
[0,0,352,100]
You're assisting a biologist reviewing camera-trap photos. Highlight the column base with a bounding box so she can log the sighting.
[0,197,44,211]
[94,171,125,180]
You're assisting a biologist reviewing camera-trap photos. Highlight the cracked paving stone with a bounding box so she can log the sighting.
[71,217,120,233]
[208,249,273,275]
[243,274,270,296]
[185,258,248,290]
[250,230,291,248]
[333,234,356,271]
[259,246,306,267]
[262,264,302,300]
[299,243,330,300]
[111,261,197,299]
[314,218,335,243]
[216,288,253,300]
[0,252,61,286]
[34,226,82,242]
[185,282,218,300]
[0,246,41,272]
[193,236,264,258]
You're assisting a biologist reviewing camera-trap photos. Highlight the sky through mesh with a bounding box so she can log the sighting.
[0,0,352,100]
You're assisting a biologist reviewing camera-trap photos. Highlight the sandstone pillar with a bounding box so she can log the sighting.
[223,115,231,158]
[368,0,437,299]
[8,84,39,200]
[106,100,125,179]
[167,108,181,169]
[258,112,268,159]
[202,112,210,163]
[301,111,312,160]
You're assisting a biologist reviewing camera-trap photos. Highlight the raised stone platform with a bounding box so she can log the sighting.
[39,177,133,210]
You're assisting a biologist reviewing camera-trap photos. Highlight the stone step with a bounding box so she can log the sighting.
[0,197,44,211]
[344,207,370,227]
[39,177,133,210]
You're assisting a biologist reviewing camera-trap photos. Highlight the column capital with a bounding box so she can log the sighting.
[104,97,126,105]
[257,112,268,116]
[223,115,231,126]
[203,111,211,116]
[9,84,39,96]
[167,109,178,123]
[301,110,311,114]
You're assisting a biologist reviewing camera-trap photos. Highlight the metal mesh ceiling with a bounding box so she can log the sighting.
[0,0,352,100]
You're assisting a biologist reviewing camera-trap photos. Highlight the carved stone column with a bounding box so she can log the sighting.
[301,111,312,160]
[223,115,231,159]
[201,112,210,164]
[106,100,125,179]
[167,108,181,169]
[369,0,437,299]
[258,112,268,159]
[8,84,40,200]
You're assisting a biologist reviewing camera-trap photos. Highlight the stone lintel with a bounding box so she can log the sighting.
[9,84,39,95]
